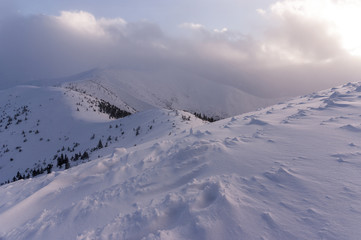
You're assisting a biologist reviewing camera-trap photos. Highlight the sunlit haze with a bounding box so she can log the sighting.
[266,0,361,56]
[1,0,361,97]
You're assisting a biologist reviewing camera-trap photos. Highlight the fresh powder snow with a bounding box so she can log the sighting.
[1,82,361,239]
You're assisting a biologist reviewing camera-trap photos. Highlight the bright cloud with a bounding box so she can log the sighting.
[56,11,104,36]
[266,0,361,56]
[56,11,127,39]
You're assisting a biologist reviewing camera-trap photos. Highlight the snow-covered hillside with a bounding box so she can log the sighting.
[0,85,203,185]
[47,67,279,118]
[1,82,361,239]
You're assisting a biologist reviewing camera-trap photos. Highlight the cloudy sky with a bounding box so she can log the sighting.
[1,0,361,97]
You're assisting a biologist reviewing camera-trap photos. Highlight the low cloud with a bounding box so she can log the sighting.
[1,0,361,98]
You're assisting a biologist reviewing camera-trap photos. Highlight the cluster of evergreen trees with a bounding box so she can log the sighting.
[2,149,93,185]
[31,164,53,177]
[56,154,70,169]
[2,144,92,186]
[1,163,53,185]
[56,151,90,169]
[0,105,30,130]
[98,100,131,119]
[194,112,216,122]
[90,139,105,152]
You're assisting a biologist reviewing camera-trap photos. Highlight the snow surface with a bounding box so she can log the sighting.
[1,82,361,239]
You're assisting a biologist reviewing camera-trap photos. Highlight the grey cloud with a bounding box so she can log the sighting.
[264,11,346,61]
[0,13,162,86]
[0,9,360,99]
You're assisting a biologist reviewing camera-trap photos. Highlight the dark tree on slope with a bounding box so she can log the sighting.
[57,154,69,168]
[73,153,81,161]
[97,140,103,149]
[135,126,140,136]
[46,164,53,174]
[98,100,131,119]
[81,151,89,160]
[16,171,23,180]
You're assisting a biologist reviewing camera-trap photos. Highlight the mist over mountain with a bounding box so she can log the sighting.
[58,67,284,117]
[1,7,361,98]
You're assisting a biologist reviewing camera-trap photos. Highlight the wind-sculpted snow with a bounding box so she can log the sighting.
[1,83,361,239]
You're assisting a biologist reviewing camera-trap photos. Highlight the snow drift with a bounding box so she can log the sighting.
[1,82,361,239]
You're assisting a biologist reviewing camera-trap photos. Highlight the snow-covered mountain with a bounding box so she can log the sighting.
[1,82,361,239]
[34,67,280,118]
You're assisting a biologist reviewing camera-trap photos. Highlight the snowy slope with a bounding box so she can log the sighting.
[1,82,361,239]
[57,68,279,118]
[0,85,204,184]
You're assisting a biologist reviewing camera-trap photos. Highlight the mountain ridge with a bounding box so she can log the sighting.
[29,67,282,118]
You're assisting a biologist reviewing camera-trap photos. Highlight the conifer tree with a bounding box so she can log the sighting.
[97,139,103,149]
[81,151,89,160]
